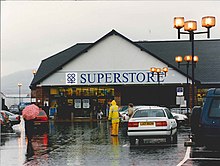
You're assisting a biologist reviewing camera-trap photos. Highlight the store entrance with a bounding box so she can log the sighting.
[49,86,115,119]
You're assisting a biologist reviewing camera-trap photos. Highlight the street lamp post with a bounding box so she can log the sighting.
[32,69,37,76]
[150,67,168,84]
[150,67,168,106]
[175,55,199,117]
[174,16,215,108]
[18,83,22,105]
[31,69,37,103]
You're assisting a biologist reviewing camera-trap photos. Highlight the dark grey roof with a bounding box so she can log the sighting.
[136,39,220,84]
[31,43,91,88]
[30,30,220,88]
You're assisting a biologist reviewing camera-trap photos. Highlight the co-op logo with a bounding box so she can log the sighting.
[66,73,77,85]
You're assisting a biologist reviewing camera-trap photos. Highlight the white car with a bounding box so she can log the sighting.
[119,105,146,123]
[171,112,188,125]
[127,106,178,145]
[170,107,191,115]
[118,106,129,122]
[1,110,21,126]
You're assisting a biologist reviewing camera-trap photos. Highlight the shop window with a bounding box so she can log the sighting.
[50,88,58,95]
[74,99,81,108]
[65,88,73,97]
[59,88,65,96]
[107,88,114,96]
[82,88,89,96]
[72,88,76,96]
[98,88,105,96]
[90,88,98,96]
[76,88,82,96]
[67,99,73,106]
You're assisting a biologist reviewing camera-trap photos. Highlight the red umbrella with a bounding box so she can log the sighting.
[22,104,40,120]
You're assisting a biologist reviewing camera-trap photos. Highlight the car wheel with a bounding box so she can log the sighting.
[7,122,13,132]
[8,121,12,128]
[172,133,178,144]
[193,134,203,146]
[166,136,172,144]
[138,138,144,145]
[129,137,136,145]
[176,121,180,128]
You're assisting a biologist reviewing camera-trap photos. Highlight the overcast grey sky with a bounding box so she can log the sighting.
[1,1,220,77]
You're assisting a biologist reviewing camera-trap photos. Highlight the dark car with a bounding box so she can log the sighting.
[191,88,220,146]
[19,102,31,113]
[0,113,8,132]
[1,110,21,126]
[1,111,12,131]
[9,105,20,114]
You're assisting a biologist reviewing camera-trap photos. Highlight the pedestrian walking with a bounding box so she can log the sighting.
[106,103,110,118]
[128,103,134,118]
[22,104,40,141]
[43,103,49,117]
[24,119,34,141]
[108,100,120,136]
[26,139,34,159]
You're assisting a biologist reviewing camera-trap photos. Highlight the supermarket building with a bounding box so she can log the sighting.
[30,30,220,119]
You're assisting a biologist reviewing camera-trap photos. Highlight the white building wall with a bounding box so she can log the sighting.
[40,34,189,86]
[62,34,165,71]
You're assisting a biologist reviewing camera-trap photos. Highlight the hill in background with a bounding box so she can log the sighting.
[1,69,33,96]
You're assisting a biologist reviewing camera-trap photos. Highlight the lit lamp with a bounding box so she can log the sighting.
[174,16,215,108]
[18,83,22,105]
[32,69,37,76]
[162,67,168,76]
[175,55,199,117]
[150,67,168,84]
[184,21,197,31]
[202,16,216,38]
[174,17,184,39]
[184,55,192,62]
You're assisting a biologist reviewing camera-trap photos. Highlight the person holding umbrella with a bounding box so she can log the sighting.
[22,104,40,141]
[108,100,120,136]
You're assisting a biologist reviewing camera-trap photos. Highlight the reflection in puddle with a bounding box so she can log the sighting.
[1,121,190,166]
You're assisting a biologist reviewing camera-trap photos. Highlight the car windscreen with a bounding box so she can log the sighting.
[119,106,128,112]
[133,109,165,118]
[5,111,15,116]
[38,111,46,116]
[209,98,220,118]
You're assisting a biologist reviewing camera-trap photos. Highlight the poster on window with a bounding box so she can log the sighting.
[82,99,90,108]
[74,99,81,108]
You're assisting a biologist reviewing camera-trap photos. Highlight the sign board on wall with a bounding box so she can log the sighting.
[65,70,167,85]
[176,96,185,106]
[176,87,184,96]
[82,99,90,108]
[74,99,81,108]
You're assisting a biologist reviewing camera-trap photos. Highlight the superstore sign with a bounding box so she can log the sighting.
[65,70,166,85]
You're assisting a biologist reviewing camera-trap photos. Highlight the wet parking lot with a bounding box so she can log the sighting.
[1,119,219,166]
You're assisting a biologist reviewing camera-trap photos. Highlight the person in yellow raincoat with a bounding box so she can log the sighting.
[108,100,120,136]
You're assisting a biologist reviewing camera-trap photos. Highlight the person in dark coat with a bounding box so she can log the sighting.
[24,118,34,141]
[43,103,50,117]
[26,139,34,158]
